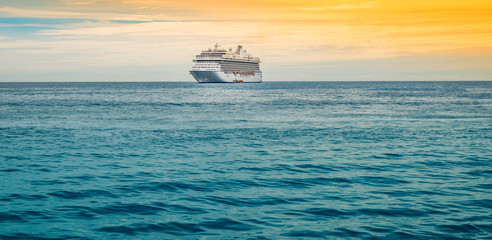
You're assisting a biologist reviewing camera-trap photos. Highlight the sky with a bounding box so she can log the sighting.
[1,0,491,81]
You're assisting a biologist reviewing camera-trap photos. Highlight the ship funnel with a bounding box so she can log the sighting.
[214,42,221,51]
[235,45,243,54]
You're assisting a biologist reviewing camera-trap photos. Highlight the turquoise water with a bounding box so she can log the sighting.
[0,81,491,239]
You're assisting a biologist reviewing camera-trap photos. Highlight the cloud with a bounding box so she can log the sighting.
[0,7,95,19]
[0,6,174,21]
[2,16,491,71]
[300,2,375,11]
[0,19,409,75]
[61,0,98,5]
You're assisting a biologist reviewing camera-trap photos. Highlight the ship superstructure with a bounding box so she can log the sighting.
[190,43,262,83]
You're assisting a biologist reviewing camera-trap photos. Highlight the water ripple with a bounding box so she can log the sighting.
[48,190,118,199]
[97,222,205,236]
[1,81,491,239]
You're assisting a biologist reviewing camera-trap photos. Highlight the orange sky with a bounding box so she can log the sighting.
[0,0,491,81]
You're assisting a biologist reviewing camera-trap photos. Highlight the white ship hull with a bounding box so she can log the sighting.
[190,70,262,83]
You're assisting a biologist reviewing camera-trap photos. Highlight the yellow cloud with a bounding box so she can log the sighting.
[2,0,492,66]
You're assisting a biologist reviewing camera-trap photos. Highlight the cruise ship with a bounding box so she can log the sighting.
[190,43,262,83]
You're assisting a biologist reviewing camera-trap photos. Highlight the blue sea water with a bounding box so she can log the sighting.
[0,81,491,239]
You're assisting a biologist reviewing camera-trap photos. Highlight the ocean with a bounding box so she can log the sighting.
[0,81,491,239]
